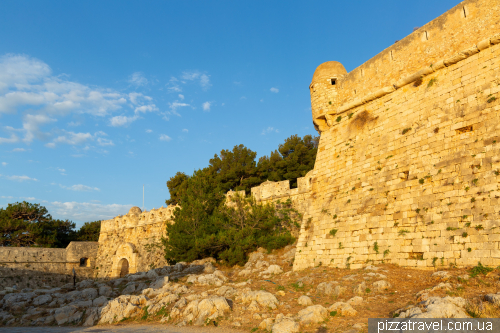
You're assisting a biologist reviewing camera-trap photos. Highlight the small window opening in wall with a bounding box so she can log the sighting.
[80,258,88,267]
[456,125,473,134]
[354,89,357,94]
[462,6,467,18]
[390,50,394,61]
[360,69,364,77]
[330,78,336,86]
[423,31,429,41]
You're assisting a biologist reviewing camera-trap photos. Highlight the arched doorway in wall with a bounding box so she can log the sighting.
[110,242,138,278]
[118,258,129,277]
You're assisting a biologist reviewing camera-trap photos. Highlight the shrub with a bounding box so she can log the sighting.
[329,229,338,237]
[470,262,493,278]
[402,128,412,135]
[336,116,342,122]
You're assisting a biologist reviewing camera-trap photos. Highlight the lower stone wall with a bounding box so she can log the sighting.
[0,242,98,278]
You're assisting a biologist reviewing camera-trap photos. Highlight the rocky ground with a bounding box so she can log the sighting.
[1,245,500,333]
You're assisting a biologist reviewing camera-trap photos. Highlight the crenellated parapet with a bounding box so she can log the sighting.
[100,205,178,234]
[250,171,314,202]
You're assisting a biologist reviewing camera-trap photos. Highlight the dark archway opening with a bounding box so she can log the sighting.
[118,258,129,277]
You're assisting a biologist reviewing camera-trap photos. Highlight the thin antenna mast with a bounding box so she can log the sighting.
[142,184,144,211]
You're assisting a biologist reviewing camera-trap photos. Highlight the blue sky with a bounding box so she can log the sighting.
[0,0,460,227]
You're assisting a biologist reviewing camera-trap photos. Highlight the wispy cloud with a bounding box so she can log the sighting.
[128,72,148,87]
[1,162,6,166]
[261,127,279,135]
[181,71,211,90]
[159,134,171,142]
[182,129,188,133]
[45,130,112,148]
[202,101,211,112]
[3,175,38,182]
[178,94,184,100]
[270,87,279,93]
[145,129,152,133]
[59,184,100,192]
[12,148,26,152]
[47,201,133,224]
[110,115,139,127]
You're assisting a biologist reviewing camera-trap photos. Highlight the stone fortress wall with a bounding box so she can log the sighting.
[293,0,500,270]
[95,205,177,278]
[0,242,98,278]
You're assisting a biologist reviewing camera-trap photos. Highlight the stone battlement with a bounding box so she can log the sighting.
[250,172,313,202]
[100,205,177,233]
[311,0,500,134]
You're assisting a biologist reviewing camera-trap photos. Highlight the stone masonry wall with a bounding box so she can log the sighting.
[0,241,98,278]
[294,24,500,270]
[96,206,176,278]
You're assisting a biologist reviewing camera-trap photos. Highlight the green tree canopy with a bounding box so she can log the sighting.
[74,221,101,242]
[0,201,76,248]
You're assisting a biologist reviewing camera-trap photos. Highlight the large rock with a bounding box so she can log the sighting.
[150,276,170,289]
[81,288,98,300]
[347,296,363,306]
[33,294,52,306]
[485,293,500,306]
[2,292,36,306]
[297,295,313,306]
[272,319,300,333]
[92,296,109,307]
[237,290,280,309]
[372,280,391,292]
[259,318,275,330]
[121,284,136,295]
[181,296,231,326]
[54,305,83,325]
[83,307,100,326]
[413,297,468,318]
[146,269,159,279]
[98,295,148,324]
[260,264,283,275]
[316,282,344,296]
[328,302,357,317]
[99,285,113,297]
[297,305,328,325]
[186,271,227,287]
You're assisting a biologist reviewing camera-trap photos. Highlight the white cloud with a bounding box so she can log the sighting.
[47,201,133,224]
[12,148,26,152]
[128,72,148,87]
[182,129,188,133]
[67,121,81,127]
[0,134,19,144]
[0,54,158,145]
[261,127,279,135]
[159,134,171,142]
[59,184,100,191]
[134,104,158,113]
[181,71,211,90]
[178,94,184,100]
[202,101,211,112]
[110,115,139,127]
[270,87,279,93]
[45,130,110,147]
[164,102,190,118]
[20,196,36,200]
[5,175,38,182]
[97,137,114,146]
[145,129,152,133]
[0,195,14,199]
[1,162,6,166]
